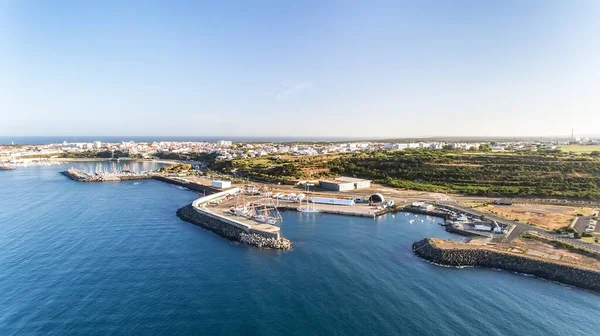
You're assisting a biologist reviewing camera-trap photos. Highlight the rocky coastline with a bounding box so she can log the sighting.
[413,238,600,292]
[177,204,292,250]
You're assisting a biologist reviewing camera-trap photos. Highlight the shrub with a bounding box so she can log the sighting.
[554,226,576,234]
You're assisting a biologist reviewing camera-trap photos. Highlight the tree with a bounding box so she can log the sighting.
[479,144,492,152]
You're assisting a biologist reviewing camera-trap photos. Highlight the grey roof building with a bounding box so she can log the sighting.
[319,176,371,191]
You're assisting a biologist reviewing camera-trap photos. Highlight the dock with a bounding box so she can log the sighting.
[400,205,451,219]
[276,203,384,218]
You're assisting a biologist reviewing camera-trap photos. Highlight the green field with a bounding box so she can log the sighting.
[558,145,600,154]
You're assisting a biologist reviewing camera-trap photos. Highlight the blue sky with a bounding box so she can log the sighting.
[1,1,599,138]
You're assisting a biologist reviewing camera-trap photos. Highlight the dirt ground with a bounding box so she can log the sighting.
[508,238,600,269]
[472,203,595,230]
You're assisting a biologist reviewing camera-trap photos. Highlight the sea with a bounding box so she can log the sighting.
[0,136,365,145]
[1,162,599,335]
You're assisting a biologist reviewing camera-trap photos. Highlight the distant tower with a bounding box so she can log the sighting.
[571,129,574,142]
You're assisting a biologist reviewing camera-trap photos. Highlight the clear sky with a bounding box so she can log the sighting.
[1,1,599,138]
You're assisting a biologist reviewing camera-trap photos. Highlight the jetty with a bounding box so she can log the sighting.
[177,188,290,249]
[413,238,600,292]
[61,168,151,182]
[401,205,450,219]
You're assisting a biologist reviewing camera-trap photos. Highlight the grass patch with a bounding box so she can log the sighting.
[558,145,600,154]
[582,237,600,244]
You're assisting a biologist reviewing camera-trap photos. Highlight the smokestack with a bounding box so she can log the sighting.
[571,129,574,142]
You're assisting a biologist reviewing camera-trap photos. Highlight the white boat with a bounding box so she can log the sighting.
[298,185,319,213]
[456,214,469,222]
[253,215,267,223]
[234,207,252,218]
[298,206,319,213]
[250,193,283,225]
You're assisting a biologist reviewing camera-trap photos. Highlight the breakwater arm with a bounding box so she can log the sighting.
[413,238,600,292]
[177,204,291,249]
[61,168,150,182]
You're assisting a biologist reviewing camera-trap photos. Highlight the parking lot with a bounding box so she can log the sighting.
[573,215,599,234]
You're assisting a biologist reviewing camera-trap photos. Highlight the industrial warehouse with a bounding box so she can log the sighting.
[319,177,371,191]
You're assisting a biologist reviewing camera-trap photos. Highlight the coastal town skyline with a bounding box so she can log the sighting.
[2,1,600,137]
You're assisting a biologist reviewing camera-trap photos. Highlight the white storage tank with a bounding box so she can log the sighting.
[211,180,232,189]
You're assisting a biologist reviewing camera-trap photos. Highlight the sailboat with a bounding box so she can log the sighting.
[298,185,319,213]
[252,195,283,225]
[232,191,253,218]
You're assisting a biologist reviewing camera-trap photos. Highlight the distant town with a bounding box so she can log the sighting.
[2,136,600,161]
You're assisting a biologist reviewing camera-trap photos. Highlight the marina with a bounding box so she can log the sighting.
[0,159,68,169]
[61,167,152,182]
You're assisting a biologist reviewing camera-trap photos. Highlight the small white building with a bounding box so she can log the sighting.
[211,180,232,189]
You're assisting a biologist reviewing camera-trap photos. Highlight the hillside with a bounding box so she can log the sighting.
[211,150,600,198]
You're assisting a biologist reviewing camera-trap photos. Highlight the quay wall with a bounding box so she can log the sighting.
[445,225,493,238]
[177,205,290,249]
[277,204,377,218]
[413,238,600,292]
[401,206,450,219]
[151,175,220,194]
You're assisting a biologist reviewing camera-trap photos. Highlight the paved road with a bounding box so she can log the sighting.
[450,196,600,207]
[439,201,600,253]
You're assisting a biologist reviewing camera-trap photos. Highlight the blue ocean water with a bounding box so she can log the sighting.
[0,136,365,145]
[1,163,599,335]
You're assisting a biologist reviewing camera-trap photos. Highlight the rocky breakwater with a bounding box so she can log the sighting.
[61,168,150,182]
[413,238,600,292]
[176,204,291,250]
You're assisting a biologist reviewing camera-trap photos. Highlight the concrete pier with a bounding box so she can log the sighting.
[183,187,291,249]
[277,203,380,218]
[152,175,220,194]
[400,206,450,219]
